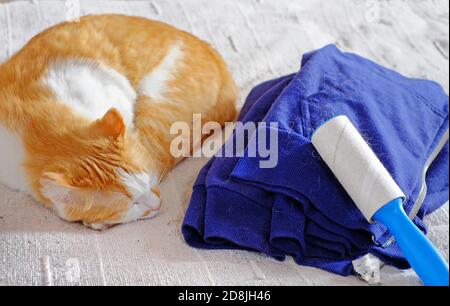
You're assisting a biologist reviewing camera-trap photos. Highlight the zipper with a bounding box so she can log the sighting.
[378,128,449,248]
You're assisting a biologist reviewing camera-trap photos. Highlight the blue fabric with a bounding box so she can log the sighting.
[182,45,449,276]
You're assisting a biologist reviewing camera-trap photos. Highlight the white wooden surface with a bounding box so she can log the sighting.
[0,0,448,286]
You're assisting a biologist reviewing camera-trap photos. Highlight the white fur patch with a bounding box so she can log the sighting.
[0,124,33,196]
[123,203,160,224]
[39,177,73,219]
[118,170,161,223]
[138,42,184,102]
[42,59,137,126]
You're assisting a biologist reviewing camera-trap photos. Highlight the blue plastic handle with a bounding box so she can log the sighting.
[374,198,449,286]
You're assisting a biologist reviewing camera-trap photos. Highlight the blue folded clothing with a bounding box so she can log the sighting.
[182,45,449,275]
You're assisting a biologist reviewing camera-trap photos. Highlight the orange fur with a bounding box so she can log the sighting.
[0,14,237,226]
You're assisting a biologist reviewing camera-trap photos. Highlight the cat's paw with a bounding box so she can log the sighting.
[82,221,112,231]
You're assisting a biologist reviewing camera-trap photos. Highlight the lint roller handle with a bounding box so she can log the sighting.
[312,116,449,286]
[374,198,449,286]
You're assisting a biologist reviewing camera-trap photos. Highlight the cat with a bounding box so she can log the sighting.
[0,14,237,230]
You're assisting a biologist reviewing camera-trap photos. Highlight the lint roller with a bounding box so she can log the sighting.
[311,115,449,286]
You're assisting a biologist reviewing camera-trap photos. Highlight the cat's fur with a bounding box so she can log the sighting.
[0,15,237,229]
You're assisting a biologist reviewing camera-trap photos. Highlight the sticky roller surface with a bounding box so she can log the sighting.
[312,116,405,221]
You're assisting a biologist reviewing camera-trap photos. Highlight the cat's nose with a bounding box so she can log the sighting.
[140,191,161,220]
[135,186,161,220]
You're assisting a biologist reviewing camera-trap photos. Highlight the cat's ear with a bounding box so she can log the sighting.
[96,108,126,139]
[40,172,79,216]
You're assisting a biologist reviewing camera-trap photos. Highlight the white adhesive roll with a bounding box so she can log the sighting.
[311,116,405,222]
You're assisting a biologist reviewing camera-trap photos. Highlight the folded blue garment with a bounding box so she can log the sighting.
[182,45,449,275]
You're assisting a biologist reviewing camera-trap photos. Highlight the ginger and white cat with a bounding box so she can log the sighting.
[0,14,237,229]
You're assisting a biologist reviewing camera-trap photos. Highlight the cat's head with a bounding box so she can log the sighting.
[38,108,161,229]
